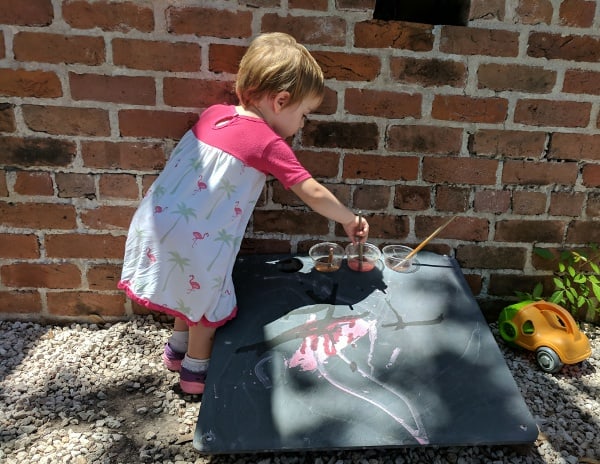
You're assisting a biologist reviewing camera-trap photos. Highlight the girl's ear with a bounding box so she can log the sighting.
[273,91,291,113]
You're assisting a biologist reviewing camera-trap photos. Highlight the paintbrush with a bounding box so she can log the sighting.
[393,215,457,271]
[357,211,364,271]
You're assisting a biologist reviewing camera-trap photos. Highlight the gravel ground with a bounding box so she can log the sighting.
[0,315,598,464]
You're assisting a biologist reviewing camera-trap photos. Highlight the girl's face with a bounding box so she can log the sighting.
[271,95,322,139]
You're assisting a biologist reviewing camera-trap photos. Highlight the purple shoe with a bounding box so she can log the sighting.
[179,366,207,395]
[162,343,185,372]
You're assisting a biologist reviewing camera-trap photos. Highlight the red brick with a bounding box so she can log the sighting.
[0,202,76,229]
[559,0,595,27]
[311,51,380,81]
[354,20,434,52]
[262,14,346,46]
[423,157,498,185]
[0,291,42,314]
[47,292,126,317]
[432,95,508,123]
[549,133,600,162]
[0,0,53,25]
[345,88,421,119]
[469,129,546,159]
[474,189,511,213]
[22,105,110,137]
[0,234,40,259]
[489,274,553,297]
[387,125,462,155]
[0,103,15,132]
[0,32,4,59]
[118,110,198,140]
[435,186,470,212]
[566,221,600,243]
[99,174,138,200]
[344,214,408,241]
[87,264,121,291]
[582,164,600,187]
[296,150,340,178]
[337,0,373,9]
[302,121,379,149]
[549,192,585,217]
[477,63,556,93]
[63,0,154,32]
[14,32,105,65]
[514,0,553,25]
[55,172,95,199]
[390,57,466,88]
[0,136,76,168]
[14,171,53,196]
[112,39,200,72]
[512,191,546,215]
[81,205,136,230]
[440,26,519,57]
[209,44,246,74]
[1,263,81,289]
[462,273,483,297]
[254,210,328,236]
[167,6,252,38]
[0,171,6,197]
[514,99,591,128]
[502,160,578,185]
[81,141,166,171]
[290,0,328,10]
[456,245,526,269]
[563,70,600,95]
[69,73,155,105]
[468,0,505,21]
[353,185,390,210]
[415,216,488,241]
[394,186,431,211]
[163,78,236,108]
[0,68,62,98]
[587,192,600,215]
[495,219,565,243]
[528,33,600,63]
[45,234,125,259]
[343,154,418,181]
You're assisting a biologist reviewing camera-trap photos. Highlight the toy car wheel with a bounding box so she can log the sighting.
[535,346,563,373]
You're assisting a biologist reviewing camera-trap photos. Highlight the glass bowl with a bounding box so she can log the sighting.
[345,242,381,272]
[309,242,344,272]
[382,245,415,273]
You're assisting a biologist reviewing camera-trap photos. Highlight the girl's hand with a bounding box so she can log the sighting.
[344,215,369,244]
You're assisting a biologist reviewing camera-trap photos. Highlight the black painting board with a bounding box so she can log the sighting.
[194,252,537,453]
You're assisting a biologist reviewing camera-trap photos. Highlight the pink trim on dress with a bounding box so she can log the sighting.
[118,280,237,328]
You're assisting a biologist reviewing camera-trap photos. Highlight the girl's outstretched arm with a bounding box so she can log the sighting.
[290,177,369,243]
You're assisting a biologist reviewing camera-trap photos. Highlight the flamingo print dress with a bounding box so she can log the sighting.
[118,104,311,326]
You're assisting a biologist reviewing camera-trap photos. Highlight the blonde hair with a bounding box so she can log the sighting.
[235,32,324,108]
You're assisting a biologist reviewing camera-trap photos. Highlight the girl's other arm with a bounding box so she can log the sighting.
[290,177,368,243]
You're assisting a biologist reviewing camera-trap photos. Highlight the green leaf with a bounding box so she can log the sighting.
[558,263,566,273]
[574,274,587,284]
[553,277,565,289]
[549,290,565,304]
[592,282,600,302]
[568,266,576,277]
[532,282,544,299]
[534,248,554,260]
[577,296,586,308]
[590,262,600,274]
[566,291,575,304]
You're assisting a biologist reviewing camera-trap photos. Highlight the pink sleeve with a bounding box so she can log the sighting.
[259,139,312,190]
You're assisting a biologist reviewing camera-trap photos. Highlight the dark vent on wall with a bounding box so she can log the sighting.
[373,0,471,26]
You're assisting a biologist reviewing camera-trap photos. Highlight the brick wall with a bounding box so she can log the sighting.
[1,0,599,322]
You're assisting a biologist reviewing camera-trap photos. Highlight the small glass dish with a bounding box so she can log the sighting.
[345,242,381,272]
[382,245,415,273]
[309,242,344,272]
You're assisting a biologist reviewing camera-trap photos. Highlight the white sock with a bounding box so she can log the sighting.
[182,354,210,373]
[167,330,189,354]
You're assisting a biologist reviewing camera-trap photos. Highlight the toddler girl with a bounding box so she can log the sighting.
[118,32,369,394]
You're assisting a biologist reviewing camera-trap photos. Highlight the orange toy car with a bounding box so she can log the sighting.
[498,300,591,373]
